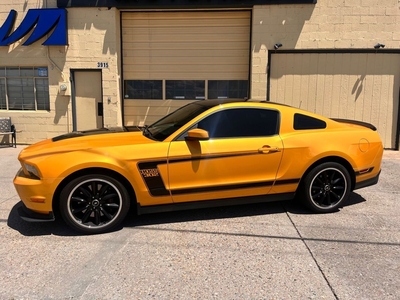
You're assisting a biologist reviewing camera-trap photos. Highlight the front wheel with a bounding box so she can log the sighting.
[59,174,130,234]
[301,162,351,213]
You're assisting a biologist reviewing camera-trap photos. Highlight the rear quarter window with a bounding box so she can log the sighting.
[294,113,326,130]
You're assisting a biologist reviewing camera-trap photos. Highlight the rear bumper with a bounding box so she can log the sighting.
[18,202,55,222]
[354,170,380,190]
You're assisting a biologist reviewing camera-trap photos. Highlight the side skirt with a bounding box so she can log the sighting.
[354,170,380,190]
[137,192,295,215]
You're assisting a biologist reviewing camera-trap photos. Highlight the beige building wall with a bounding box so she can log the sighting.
[0,2,122,144]
[251,0,400,100]
[0,0,62,143]
[63,7,122,130]
[270,52,400,148]
[1,0,400,144]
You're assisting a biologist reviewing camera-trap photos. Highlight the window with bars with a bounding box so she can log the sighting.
[0,67,50,111]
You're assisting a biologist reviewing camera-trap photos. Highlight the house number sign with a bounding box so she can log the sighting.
[97,62,109,68]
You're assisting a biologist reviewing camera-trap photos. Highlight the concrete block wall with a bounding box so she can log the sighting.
[63,7,122,129]
[251,0,400,100]
[0,0,69,144]
[1,0,400,143]
[0,3,122,144]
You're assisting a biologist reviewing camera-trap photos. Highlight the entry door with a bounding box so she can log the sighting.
[72,70,103,131]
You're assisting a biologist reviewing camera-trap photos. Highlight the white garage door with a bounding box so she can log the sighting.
[122,11,251,125]
[270,52,400,149]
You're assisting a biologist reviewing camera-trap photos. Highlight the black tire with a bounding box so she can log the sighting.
[301,162,351,213]
[59,174,130,234]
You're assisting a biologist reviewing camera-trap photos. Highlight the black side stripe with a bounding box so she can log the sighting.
[171,180,275,195]
[137,157,299,197]
[169,151,259,164]
[170,178,300,196]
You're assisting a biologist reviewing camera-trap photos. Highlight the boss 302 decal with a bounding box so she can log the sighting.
[0,8,68,46]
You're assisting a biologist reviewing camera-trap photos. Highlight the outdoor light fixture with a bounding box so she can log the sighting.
[60,83,68,91]
[274,43,283,50]
[374,43,385,49]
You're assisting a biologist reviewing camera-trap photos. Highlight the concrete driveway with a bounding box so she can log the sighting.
[1,146,399,299]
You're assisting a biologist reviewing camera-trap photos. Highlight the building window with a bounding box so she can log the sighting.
[0,67,50,111]
[208,80,248,99]
[166,80,205,100]
[124,80,162,99]
[123,79,249,100]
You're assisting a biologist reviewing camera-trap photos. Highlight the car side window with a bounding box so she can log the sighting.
[293,113,326,130]
[196,108,279,139]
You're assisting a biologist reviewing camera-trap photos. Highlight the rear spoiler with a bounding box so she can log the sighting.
[331,118,377,131]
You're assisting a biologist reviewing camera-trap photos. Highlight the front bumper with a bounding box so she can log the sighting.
[18,202,55,222]
[13,168,56,219]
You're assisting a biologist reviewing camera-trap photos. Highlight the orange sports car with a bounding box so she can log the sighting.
[14,99,383,234]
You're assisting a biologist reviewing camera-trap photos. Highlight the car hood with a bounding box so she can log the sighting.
[19,126,155,159]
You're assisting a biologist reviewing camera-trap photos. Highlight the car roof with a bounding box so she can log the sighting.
[194,98,247,108]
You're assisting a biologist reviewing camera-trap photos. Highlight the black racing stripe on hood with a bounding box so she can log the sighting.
[52,126,141,142]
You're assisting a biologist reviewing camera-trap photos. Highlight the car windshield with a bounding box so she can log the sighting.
[146,102,209,141]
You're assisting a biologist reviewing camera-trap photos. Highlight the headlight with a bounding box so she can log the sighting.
[24,163,41,179]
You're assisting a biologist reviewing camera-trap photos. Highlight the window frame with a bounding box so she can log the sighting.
[176,107,280,141]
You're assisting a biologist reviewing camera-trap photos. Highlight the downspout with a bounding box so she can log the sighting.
[44,0,66,81]
[46,47,66,81]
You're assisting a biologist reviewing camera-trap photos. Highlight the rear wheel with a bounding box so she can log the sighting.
[301,162,351,213]
[59,174,130,234]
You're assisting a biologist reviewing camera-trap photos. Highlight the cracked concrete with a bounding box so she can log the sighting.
[1,146,399,299]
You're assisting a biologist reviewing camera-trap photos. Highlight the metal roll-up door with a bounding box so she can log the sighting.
[122,11,250,125]
[270,53,400,149]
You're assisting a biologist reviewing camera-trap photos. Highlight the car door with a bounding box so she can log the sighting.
[167,107,283,203]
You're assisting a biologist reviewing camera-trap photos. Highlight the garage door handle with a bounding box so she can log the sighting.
[258,146,281,154]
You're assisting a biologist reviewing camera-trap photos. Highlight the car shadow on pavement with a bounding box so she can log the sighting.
[7,192,366,236]
[123,191,366,227]
[126,200,289,228]
[283,192,367,215]
[7,202,80,236]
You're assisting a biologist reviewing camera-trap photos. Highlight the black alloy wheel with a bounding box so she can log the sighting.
[60,174,130,234]
[302,162,351,213]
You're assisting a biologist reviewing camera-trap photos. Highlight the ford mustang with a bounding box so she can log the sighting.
[14,99,383,234]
